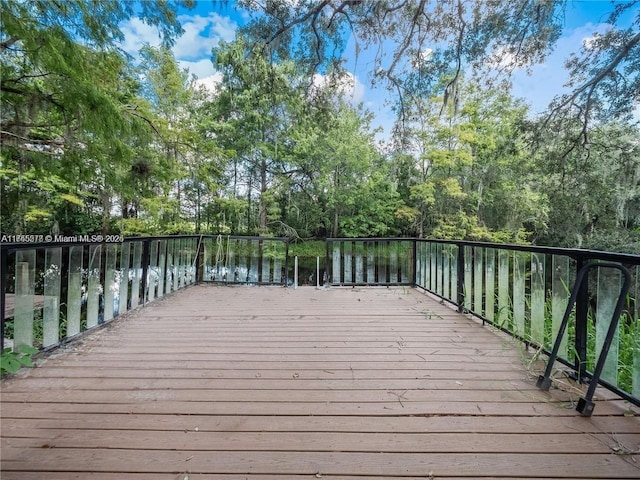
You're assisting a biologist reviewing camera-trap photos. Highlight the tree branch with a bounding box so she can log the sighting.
[546,30,640,125]
[264,1,331,49]
[0,37,19,53]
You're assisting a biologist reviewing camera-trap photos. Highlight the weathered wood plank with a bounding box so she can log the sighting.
[20,366,530,379]
[3,475,629,480]
[2,449,639,477]
[3,414,640,434]
[0,398,633,417]
[0,387,573,403]
[3,430,635,454]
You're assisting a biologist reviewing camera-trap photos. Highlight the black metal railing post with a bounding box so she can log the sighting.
[141,239,150,305]
[284,239,290,286]
[574,255,590,382]
[325,239,330,286]
[0,245,7,351]
[411,239,417,286]
[196,235,204,283]
[457,242,465,313]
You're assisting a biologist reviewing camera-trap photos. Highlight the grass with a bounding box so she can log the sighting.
[464,282,638,396]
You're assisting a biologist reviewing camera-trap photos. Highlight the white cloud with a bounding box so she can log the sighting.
[195,73,223,93]
[179,58,215,80]
[174,12,238,59]
[120,18,162,55]
[120,12,238,84]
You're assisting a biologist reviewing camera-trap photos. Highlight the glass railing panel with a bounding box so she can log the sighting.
[227,239,236,283]
[441,244,449,299]
[238,239,248,283]
[118,242,130,316]
[435,243,443,296]
[354,241,364,284]
[157,240,166,298]
[272,241,284,284]
[448,245,457,303]
[332,243,341,284]
[191,238,198,284]
[165,239,174,292]
[175,238,183,289]
[344,242,353,284]
[67,246,83,337]
[148,240,158,302]
[14,250,36,351]
[497,249,511,329]
[366,241,375,284]
[473,247,484,316]
[103,244,117,322]
[389,241,398,284]
[249,239,259,283]
[400,241,411,285]
[43,247,61,348]
[463,246,472,311]
[513,251,528,338]
[415,241,425,288]
[261,241,271,283]
[429,243,436,292]
[378,241,387,284]
[484,248,495,322]
[596,267,621,386]
[530,253,546,346]
[551,255,571,359]
[131,241,142,307]
[86,245,101,328]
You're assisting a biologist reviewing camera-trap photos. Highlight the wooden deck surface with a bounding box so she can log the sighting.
[1,285,639,479]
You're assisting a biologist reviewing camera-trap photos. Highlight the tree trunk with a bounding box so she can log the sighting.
[101,191,112,235]
[259,157,268,230]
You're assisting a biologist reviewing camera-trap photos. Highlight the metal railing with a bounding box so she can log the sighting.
[326,238,414,286]
[2,235,638,408]
[1,236,201,354]
[0,235,292,353]
[412,239,640,407]
[201,235,289,285]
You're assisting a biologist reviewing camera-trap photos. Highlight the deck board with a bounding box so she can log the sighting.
[2,285,639,478]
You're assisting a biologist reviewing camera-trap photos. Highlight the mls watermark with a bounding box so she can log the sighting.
[1,234,124,244]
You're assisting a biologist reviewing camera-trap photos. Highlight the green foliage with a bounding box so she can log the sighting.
[0,1,637,255]
[1,346,39,376]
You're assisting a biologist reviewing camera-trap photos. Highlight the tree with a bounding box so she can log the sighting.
[534,119,640,252]
[0,0,194,234]
[543,2,640,148]
[390,77,547,241]
[238,1,563,122]
[208,38,307,234]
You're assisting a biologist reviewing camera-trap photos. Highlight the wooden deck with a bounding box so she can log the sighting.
[1,285,639,479]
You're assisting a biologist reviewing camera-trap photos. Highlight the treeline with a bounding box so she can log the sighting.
[1,1,639,253]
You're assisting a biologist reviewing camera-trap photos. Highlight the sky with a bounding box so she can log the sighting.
[119,0,639,140]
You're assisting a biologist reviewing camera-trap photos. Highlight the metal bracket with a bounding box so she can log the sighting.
[536,262,631,417]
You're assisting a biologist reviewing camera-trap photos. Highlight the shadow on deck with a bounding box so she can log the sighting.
[2,285,639,479]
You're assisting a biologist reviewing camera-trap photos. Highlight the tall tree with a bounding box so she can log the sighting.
[390,77,546,241]
[209,38,305,234]
[0,0,194,234]
[535,119,640,252]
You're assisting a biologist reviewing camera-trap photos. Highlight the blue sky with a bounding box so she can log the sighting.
[120,1,638,138]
